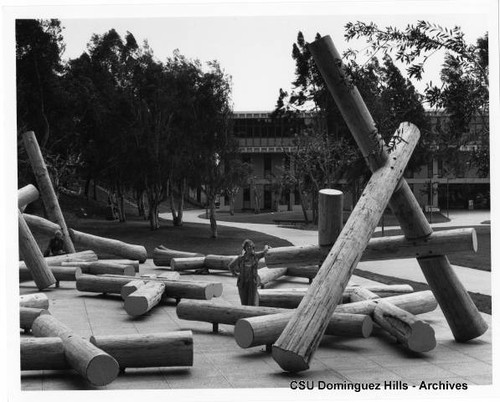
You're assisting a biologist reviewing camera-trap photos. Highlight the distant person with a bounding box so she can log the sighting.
[229,239,270,306]
[43,230,66,257]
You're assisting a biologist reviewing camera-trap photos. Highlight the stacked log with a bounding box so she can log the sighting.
[18,184,39,212]
[31,315,119,386]
[21,331,193,371]
[153,246,204,266]
[61,261,136,276]
[124,281,166,316]
[20,307,50,332]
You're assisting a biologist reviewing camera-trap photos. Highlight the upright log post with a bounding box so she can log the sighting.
[22,131,75,253]
[272,123,419,372]
[318,189,343,247]
[18,184,39,211]
[18,211,57,290]
[308,35,487,343]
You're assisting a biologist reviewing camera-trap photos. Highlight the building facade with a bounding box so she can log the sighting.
[216,111,489,213]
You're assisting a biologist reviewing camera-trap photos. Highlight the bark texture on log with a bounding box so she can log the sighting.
[20,337,67,370]
[22,131,75,253]
[124,281,166,316]
[19,251,98,272]
[90,331,193,368]
[272,123,419,372]
[257,267,288,287]
[23,213,61,237]
[170,257,205,271]
[32,315,119,386]
[318,189,343,247]
[69,229,147,263]
[309,35,487,345]
[19,293,50,309]
[121,279,146,300]
[20,307,51,331]
[153,247,204,266]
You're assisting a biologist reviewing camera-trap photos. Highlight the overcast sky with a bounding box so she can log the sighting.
[53,5,490,112]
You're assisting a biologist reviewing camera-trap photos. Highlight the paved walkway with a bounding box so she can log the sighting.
[167,210,491,296]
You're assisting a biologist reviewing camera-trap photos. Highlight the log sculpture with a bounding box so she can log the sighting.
[69,229,147,263]
[308,35,486,345]
[258,284,414,308]
[61,261,136,276]
[265,228,478,268]
[18,211,57,290]
[124,281,166,316]
[32,314,119,386]
[76,273,222,301]
[20,307,50,332]
[176,300,372,340]
[204,254,239,270]
[22,131,75,253]
[19,293,49,309]
[238,291,437,352]
[272,122,419,371]
[348,287,436,352]
[235,312,372,349]
[257,267,288,288]
[153,246,204,266]
[21,331,193,371]
[18,184,39,211]
[171,257,206,271]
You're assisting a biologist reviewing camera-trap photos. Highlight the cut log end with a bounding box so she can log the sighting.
[271,346,309,372]
[86,354,120,386]
[407,321,437,353]
[361,316,374,338]
[234,320,254,348]
[124,297,150,317]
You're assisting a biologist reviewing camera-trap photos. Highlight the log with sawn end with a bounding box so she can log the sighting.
[272,122,420,372]
[18,184,39,212]
[31,314,119,386]
[19,293,49,309]
[309,34,487,344]
[176,299,372,339]
[20,307,50,332]
[257,267,288,288]
[124,281,166,316]
[265,228,478,268]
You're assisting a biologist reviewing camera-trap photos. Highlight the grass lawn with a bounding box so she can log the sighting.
[354,269,491,315]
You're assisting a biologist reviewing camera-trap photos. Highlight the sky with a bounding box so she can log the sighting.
[20,2,491,112]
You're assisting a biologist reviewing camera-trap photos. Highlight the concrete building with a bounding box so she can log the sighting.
[216,110,489,213]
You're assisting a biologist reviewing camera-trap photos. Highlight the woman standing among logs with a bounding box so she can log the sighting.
[229,239,270,306]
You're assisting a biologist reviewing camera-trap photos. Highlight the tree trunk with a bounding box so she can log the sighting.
[176,178,186,226]
[93,180,97,200]
[229,192,236,215]
[298,185,309,224]
[136,189,146,218]
[209,198,218,238]
[84,177,91,199]
[115,184,126,223]
[147,187,161,231]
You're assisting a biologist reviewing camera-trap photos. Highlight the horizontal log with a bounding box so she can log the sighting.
[19,293,49,309]
[121,279,146,300]
[90,331,193,368]
[20,337,67,371]
[19,250,98,271]
[153,246,204,266]
[204,254,238,270]
[285,265,319,279]
[18,185,39,211]
[21,332,194,371]
[235,312,372,348]
[124,281,166,316]
[77,273,222,300]
[176,300,372,341]
[23,213,61,237]
[61,261,136,276]
[20,307,51,331]
[20,265,78,283]
[32,314,119,386]
[258,267,288,287]
[102,259,140,271]
[265,228,478,268]
[258,284,415,308]
[69,229,147,263]
[170,257,206,271]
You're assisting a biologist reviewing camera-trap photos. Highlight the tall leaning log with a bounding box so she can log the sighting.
[272,123,419,372]
[22,131,75,253]
[176,300,372,339]
[69,229,147,263]
[124,281,166,316]
[238,291,437,352]
[265,228,478,268]
[90,331,193,369]
[153,247,204,266]
[18,211,56,290]
[235,312,372,348]
[309,35,487,344]
[18,184,39,211]
[32,314,119,386]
